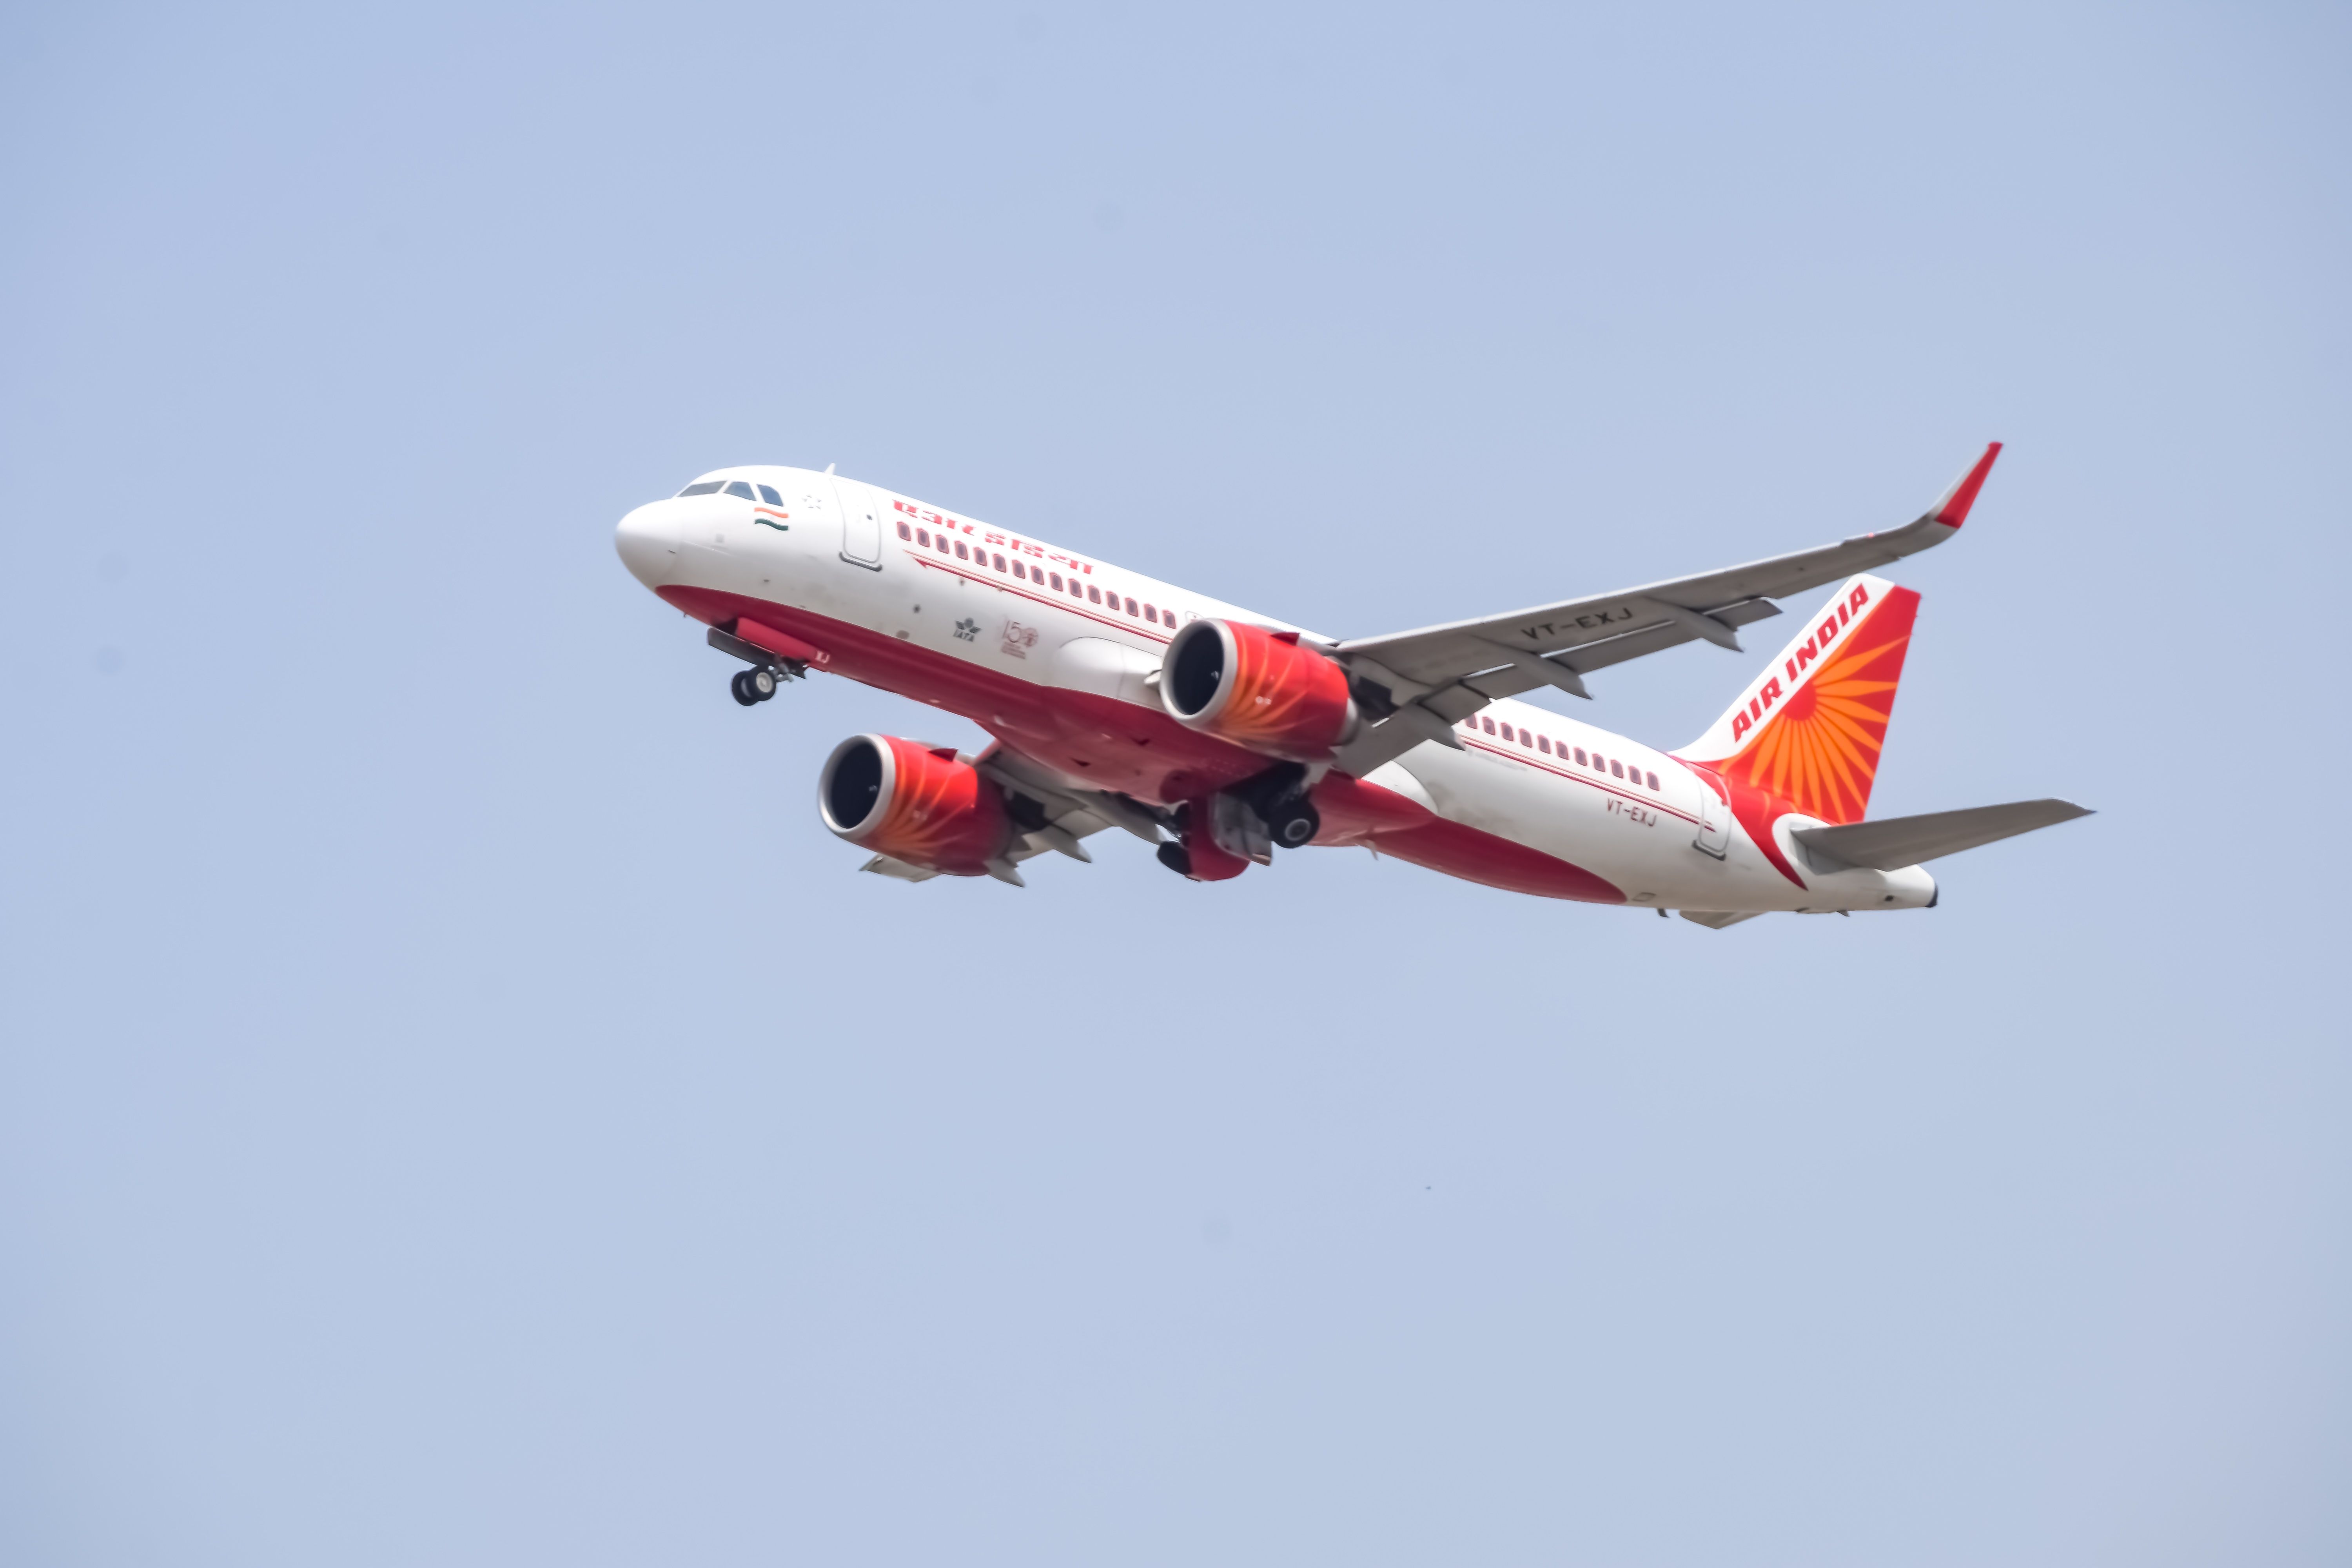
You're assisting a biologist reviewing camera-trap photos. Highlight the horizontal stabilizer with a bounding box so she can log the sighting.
[1791,799,2092,872]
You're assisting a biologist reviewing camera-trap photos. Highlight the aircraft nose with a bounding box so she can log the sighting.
[615,502,680,586]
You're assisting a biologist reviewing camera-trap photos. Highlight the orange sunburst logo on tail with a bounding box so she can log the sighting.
[1697,580,1920,826]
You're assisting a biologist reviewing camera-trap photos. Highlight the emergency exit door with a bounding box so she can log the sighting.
[833,479,883,569]
[1692,773,1731,859]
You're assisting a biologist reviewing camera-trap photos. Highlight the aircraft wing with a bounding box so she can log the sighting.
[1327,444,2002,777]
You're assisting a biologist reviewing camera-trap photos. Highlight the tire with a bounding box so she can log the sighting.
[730,671,759,706]
[1154,842,1194,877]
[1269,800,1320,849]
[750,666,779,699]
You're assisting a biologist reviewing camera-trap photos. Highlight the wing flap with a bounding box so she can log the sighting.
[975,740,1171,858]
[860,854,942,882]
[1679,909,1764,929]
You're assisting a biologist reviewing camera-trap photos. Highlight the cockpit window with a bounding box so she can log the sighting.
[756,483,782,505]
[677,481,725,497]
[723,481,757,501]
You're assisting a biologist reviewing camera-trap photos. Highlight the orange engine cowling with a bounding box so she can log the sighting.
[1160,619,1358,763]
[818,734,1013,876]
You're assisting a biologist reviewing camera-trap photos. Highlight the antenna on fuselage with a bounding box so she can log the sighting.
[824,463,836,474]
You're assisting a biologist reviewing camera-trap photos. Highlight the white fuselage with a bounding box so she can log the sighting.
[615,465,1936,916]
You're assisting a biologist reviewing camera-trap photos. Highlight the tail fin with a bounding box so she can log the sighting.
[1679,573,1920,824]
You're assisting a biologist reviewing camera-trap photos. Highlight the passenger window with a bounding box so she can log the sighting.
[1522,731,1534,748]
[1537,736,1551,753]
[724,481,756,501]
[955,541,969,560]
[1482,718,1496,734]
[896,521,912,541]
[1123,597,1136,615]
[1088,586,1102,603]
[756,484,782,505]
[1050,573,1063,590]
[677,481,724,497]
[1012,561,1025,579]
[1574,748,1588,765]
[993,554,1006,571]
[1143,604,1157,622]
[936,535,949,554]
[1646,771,1659,789]
[1072,580,1085,597]
[1610,760,1624,778]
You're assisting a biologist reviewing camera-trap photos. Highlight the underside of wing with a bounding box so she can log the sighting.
[1327,444,2002,776]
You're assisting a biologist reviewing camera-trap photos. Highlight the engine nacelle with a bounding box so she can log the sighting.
[1160,619,1358,763]
[818,734,1013,877]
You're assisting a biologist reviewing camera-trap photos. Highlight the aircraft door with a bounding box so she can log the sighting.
[833,479,883,570]
[1691,771,1731,859]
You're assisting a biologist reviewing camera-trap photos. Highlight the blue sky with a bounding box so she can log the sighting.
[3,3,2347,1564]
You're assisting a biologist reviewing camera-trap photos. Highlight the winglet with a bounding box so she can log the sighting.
[1927,442,2002,529]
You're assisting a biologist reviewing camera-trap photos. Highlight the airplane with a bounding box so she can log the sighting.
[613,444,2088,927]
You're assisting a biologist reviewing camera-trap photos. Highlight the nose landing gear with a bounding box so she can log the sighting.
[729,669,770,706]
[708,626,802,708]
[730,666,782,706]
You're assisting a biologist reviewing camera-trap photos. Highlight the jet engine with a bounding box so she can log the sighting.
[818,734,1013,877]
[1159,619,1359,763]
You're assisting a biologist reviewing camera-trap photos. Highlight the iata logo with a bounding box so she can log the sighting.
[1729,581,1873,745]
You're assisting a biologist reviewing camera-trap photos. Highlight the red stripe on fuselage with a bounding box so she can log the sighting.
[657,584,1628,905]
[663,583,1271,804]
[1308,773,1625,903]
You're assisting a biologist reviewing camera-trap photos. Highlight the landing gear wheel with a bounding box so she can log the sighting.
[730,670,760,706]
[748,666,779,701]
[1155,842,1194,878]
[1267,800,1321,849]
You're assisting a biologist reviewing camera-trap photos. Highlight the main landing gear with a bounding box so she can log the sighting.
[1264,797,1321,849]
[1156,766,1323,879]
[1244,763,1321,850]
[730,666,781,706]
